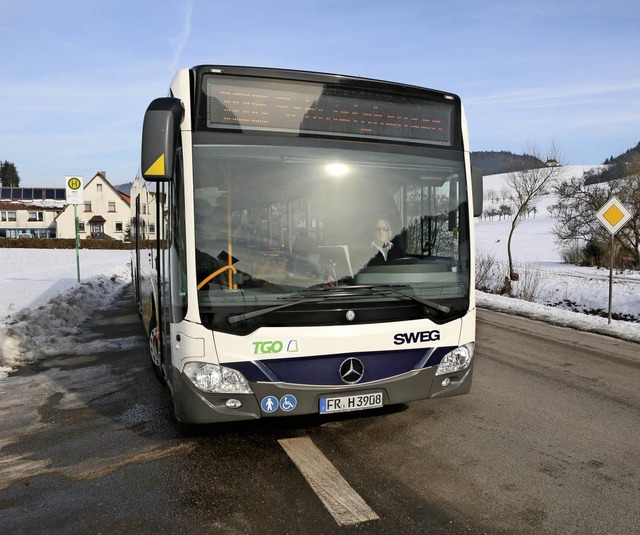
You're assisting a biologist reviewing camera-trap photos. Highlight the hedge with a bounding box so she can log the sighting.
[0,238,133,250]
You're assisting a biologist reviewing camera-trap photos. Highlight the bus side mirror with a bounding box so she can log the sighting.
[141,97,184,182]
[472,168,483,217]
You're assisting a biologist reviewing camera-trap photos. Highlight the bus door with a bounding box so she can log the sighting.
[134,194,142,305]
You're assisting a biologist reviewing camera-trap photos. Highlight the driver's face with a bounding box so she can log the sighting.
[373,219,392,246]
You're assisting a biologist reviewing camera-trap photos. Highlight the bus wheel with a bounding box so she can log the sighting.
[149,316,165,383]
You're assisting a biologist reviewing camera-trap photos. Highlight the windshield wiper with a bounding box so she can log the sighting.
[302,284,451,314]
[227,297,326,325]
[227,284,450,324]
[368,285,451,314]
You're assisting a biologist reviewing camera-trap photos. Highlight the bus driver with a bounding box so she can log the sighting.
[369,216,404,265]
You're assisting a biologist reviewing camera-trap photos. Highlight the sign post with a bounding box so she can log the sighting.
[65,176,84,283]
[595,196,632,324]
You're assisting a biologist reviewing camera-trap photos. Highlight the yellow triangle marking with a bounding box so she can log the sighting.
[145,154,165,176]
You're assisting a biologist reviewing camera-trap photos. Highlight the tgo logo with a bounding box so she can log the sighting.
[253,340,299,355]
[253,341,283,354]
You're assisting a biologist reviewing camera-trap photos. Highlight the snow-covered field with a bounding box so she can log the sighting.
[475,166,639,342]
[1,169,638,379]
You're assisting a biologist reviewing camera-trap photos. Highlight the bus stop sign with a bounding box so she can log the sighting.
[66,175,84,205]
[595,196,631,235]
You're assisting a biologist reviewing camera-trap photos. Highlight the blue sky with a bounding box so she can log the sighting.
[2,0,639,187]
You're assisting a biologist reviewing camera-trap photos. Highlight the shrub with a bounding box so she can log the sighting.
[560,242,584,265]
[511,263,542,302]
[475,250,497,291]
[0,238,132,250]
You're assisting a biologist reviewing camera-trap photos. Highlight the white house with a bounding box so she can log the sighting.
[56,172,131,240]
[0,200,59,238]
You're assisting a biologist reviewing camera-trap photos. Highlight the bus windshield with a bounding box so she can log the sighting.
[193,141,470,327]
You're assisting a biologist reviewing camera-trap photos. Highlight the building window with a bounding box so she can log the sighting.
[28,211,44,221]
[115,221,123,232]
[149,223,156,233]
[97,184,102,192]
[84,202,92,212]
[2,211,17,221]
[108,202,116,212]
[78,222,85,232]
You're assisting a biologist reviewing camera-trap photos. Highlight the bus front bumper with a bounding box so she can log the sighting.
[170,364,473,424]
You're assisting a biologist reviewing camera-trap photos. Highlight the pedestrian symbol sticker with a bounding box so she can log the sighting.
[261,396,278,413]
[280,394,297,412]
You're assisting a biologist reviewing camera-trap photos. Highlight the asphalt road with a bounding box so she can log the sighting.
[1,286,639,534]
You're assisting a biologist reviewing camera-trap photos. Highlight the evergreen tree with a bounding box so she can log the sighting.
[0,161,21,187]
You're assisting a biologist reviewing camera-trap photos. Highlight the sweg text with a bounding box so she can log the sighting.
[393,330,441,345]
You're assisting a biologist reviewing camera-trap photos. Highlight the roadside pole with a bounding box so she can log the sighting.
[607,234,614,324]
[74,204,81,282]
[595,196,632,324]
[66,176,84,283]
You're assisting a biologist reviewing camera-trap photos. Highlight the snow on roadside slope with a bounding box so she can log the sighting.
[477,291,640,344]
[0,250,131,377]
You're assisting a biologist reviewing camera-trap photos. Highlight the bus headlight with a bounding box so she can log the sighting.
[184,362,253,394]
[435,343,474,376]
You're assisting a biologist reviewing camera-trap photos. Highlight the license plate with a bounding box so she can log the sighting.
[319,392,384,414]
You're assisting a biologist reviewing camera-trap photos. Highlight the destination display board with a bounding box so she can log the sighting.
[202,75,456,146]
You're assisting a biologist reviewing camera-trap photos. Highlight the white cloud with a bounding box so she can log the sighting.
[468,81,640,108]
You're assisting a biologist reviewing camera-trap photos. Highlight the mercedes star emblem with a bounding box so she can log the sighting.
[339,357,365,384]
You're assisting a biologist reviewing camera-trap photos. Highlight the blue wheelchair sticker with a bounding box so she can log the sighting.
[279,394,297,412]
[261,396,278,413]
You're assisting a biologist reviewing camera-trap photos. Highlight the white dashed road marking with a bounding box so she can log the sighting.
[278,436,380,526]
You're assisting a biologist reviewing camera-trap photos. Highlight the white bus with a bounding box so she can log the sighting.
[131,65,483,424]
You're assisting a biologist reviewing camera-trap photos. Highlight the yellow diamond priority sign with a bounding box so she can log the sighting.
[595,196,632,235]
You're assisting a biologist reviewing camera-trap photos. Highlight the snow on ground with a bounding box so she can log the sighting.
[0,172,638,380]
[0,249,131,378]
[0,249,131,316]
[476,166,640,344]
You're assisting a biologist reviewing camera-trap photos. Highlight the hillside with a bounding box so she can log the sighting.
[470,151,544,176]
[586,141,640,184]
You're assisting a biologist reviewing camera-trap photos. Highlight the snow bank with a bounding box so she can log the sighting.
[0,255,131,378]
[0,249,130,315]
[477,291,640,344]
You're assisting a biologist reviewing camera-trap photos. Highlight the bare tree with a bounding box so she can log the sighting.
[550,162,640,269]
[504,143,566,283]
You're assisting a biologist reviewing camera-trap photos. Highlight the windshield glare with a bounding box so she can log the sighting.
[193,143,469,309]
